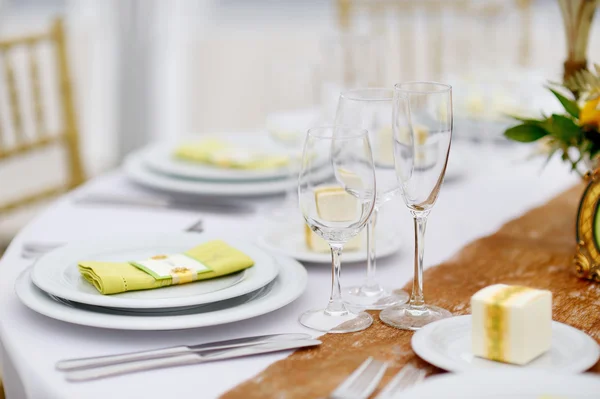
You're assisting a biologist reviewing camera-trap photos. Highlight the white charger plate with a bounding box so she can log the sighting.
[31,233,279,309]
[256,225,400,264]
[411,315,600,373]
[125,151,298,197]
[142,137,292,182]
[401,370,600,398]
[16,255,307,330]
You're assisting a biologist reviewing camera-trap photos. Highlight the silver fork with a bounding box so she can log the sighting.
[330,357,388,399]
[20,219,204,259]
[374,364,426,399]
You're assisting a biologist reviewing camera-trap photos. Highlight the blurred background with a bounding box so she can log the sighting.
[0,0,598,252]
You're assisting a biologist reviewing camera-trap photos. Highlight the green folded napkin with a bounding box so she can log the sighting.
[174,139,289,170]
[78,240,254,295]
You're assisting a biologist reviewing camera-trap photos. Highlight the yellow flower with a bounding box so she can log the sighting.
[580,98,600,127]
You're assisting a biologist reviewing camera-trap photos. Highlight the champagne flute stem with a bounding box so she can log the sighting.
[365,206,379,288]
[410,214,428,309]
[326,243,347,315]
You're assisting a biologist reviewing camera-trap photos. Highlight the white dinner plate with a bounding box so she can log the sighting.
[31,233,279,309]
[141,137,292,182]
[17,255,307,330]
[411,315,600,373]
[401,370,600,398]
[256,225,400,264]
[125,151,298,197]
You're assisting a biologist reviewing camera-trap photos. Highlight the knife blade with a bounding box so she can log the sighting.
[74,193,255,214]
[56,333,313,371]
[65,339,322,382]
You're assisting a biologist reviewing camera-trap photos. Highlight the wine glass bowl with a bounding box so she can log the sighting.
[298,126,376,333]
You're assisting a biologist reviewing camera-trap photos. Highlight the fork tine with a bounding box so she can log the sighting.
[331,357,374,398]
[374,364,426,399]
[331,357,388,399]
[351,359,387,398]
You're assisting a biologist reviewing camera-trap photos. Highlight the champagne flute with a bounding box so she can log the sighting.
[335,88,409,309]
[298,126,376,333]
[380,82,453,330]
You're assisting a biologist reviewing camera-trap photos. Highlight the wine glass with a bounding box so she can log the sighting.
[335,88,409,309]
[380,82,453,330]
[298,126,376,333]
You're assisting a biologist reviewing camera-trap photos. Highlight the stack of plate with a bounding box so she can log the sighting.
[15,233,308,330]
[124,134,300,197]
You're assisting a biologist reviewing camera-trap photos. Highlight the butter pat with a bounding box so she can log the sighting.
[315,187,359,223]
[304,224,361,252]
[307,186,362,252]
[471,284,552,365]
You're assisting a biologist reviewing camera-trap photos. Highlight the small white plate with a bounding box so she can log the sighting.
[256,226,400,264]
[411,315,600,373]
[31,233,279,309]
[401,370,600,398]
[17,255,307,330]
[142,137,292,182]
[125,152,298,197]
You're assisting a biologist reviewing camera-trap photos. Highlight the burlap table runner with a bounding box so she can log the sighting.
[222,184,600,399]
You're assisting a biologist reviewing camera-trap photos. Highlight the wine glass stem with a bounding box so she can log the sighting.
[410,214,428,309]
[365,206,379,288]
[326,243,347,315]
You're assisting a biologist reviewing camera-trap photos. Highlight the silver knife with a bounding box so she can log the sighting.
[56,333,312,371]
[65,339,321,382]
[74,193,255,214]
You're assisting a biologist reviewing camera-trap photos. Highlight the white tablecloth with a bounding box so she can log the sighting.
[0,143,579,398]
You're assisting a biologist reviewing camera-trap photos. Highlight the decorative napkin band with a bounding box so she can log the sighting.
[78,240,255,295]
[131,254,211,284]
[174,139,289,170]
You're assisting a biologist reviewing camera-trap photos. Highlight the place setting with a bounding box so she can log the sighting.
[123,132,310,198]
[16,232,309,330]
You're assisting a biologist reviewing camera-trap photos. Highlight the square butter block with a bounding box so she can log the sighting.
[471,284,552,365]
[315,187,358,223]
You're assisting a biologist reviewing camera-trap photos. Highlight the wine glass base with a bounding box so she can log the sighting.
[342,284,409,310]
[379,304,452,331]
[299,308,373,333]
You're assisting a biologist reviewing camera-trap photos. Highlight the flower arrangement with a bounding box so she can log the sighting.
[503,0,599,176]
[504,65,600,176]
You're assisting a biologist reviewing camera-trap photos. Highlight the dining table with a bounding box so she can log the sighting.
[0,141,581,398]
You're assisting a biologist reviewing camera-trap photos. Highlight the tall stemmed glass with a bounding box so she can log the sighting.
[335,89,409,309]
[298,126,376,333]
[380,82,453,330]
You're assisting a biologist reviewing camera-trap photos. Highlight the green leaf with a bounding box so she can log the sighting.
[549,88,580,118]
[504,124,548,142]
[505,114,544,125]
[550,114,582,142]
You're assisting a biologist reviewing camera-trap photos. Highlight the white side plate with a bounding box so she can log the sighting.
[401,370,600,398]
[256,226,400,264]
[31,233,279,309]
[17,255,307,330]
[411,315,600,373]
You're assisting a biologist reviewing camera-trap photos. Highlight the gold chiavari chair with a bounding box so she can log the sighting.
[334,0,535,82]
[0,18,85,215]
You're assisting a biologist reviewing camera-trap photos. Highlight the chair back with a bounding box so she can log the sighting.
[0,18,84,213]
